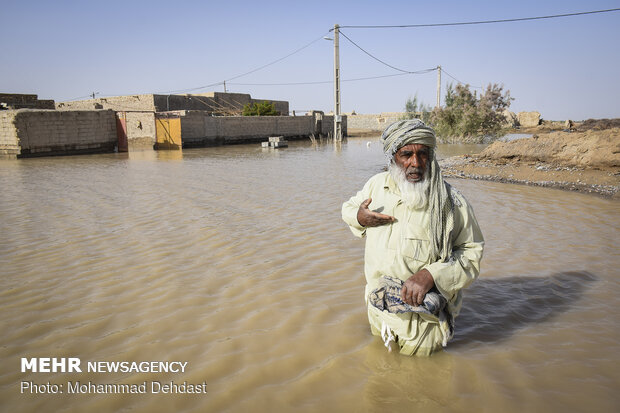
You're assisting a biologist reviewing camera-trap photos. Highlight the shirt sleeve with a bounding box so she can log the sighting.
[423,196,484,303]
[341,177,375,238]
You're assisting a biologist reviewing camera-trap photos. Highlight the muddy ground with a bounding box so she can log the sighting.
[440,119,620,198]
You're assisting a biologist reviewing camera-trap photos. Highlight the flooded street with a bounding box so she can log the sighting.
[1,137,619,412]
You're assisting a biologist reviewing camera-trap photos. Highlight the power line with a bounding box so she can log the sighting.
[228,69,437,86]
[230,80,331,86]
[61,66,476,102]
[157,81,224,95]
[339,30,412,73]
[337,30,484,91]
[338,29,501,90]
[226,32,330,82]
[338,8,620,29]
[343,71,436,82]
[440,68,482,89]
[61,69,438,99]
[155,32,331,95]
[64,94,97,101]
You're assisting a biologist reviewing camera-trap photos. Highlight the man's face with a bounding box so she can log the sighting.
[393,144,430,183]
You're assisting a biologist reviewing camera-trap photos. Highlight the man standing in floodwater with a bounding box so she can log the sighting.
[342,119,484,355]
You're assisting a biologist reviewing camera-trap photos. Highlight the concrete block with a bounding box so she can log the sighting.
[272,140,288,148]
[269,136,284,143]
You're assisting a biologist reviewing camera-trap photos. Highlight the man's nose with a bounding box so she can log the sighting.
[410,154,421,167]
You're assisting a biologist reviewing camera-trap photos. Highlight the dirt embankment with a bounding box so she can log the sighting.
[440,120,620,198]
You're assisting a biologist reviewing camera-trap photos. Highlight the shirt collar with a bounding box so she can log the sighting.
[382,171,403,200]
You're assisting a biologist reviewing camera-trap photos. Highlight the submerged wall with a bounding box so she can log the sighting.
[0,109,347,158]
[177,112,345,146]
[117,111,157,150]
[0,109,117,157]
[0,111,21,157]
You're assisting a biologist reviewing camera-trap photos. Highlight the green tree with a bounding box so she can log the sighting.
[430,83,513,142]
[242,101,280,116]
[402,94,432,123]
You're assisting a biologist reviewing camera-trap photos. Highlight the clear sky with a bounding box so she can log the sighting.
[2,0,619,120]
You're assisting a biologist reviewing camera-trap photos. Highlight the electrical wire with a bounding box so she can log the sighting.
[157,81,225,95]
[225,32,330,82]
[340,30,484,90]
[337,8,620,29]
[339,30,413,73]
[337,31,485,90]
[63,8,618,102]
[440,68,482,89]
[229,80,331,86]
[228,69,437,86]
[63,94,98,102]
[155,32,331,95]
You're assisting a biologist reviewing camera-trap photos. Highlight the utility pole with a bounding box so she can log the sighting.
[436,65,441,108]
[333,24,342,142]
[223,81,227,93]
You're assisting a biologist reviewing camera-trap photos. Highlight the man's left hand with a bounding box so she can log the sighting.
[401,269,435,306]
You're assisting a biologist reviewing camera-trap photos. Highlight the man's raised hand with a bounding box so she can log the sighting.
[357,198,396,227]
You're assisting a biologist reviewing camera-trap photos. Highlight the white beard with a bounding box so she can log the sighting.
[388,163,429,209]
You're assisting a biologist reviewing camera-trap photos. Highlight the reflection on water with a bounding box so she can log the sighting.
[1,138,619,412]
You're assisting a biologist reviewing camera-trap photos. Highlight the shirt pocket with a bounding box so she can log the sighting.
[401,238,431,263]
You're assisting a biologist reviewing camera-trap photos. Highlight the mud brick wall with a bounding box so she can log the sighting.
[346,112,407,131]
[124,112,156,149]
[57,95,157,111]
[177,112,345,146]
[0,93,55,109]
[0,111,21,156]
[8,109,117,156]
[57,93,289,116]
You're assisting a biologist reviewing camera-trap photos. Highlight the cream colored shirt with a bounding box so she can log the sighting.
[342,172,484,353]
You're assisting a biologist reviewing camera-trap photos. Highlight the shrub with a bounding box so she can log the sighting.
[430,83,513,142]
[401,94,432,124]
[242,101,280,116]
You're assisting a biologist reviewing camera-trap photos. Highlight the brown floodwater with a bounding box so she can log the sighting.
[1,137,618,412]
